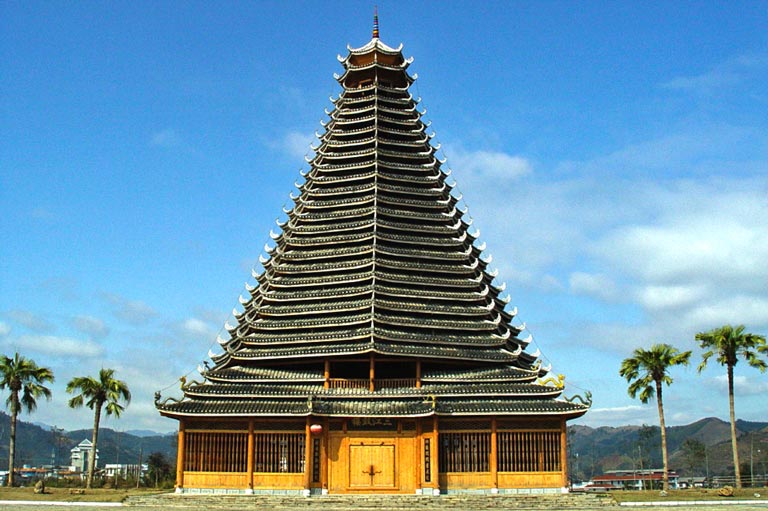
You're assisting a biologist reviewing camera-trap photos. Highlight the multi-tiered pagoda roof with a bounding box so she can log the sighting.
[156,31,590,421]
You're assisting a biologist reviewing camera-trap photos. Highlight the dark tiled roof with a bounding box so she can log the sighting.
[181,382,562,399]
[157,35,590,422]
[436,398,588,417]
[157,396,587,418]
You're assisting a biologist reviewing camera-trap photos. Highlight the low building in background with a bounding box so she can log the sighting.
[69,439,99,478]
[591,469,680,490]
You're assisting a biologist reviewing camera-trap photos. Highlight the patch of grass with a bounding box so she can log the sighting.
[611,488,767,502]
[0,487,167,502]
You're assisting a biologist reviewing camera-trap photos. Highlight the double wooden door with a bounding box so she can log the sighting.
[328,433,416,493]
[349,441,396,488]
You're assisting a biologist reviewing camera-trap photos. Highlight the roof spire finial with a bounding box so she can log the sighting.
[372,5,380,39]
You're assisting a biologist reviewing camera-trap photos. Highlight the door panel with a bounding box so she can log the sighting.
[327,433,416,493]
[349,442,395,488]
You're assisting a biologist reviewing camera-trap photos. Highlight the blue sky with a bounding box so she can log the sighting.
[1,1,767,433]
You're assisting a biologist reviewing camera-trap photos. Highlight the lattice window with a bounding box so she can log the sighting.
[184,431,248,472]
[497,430,561,472]
[253,432,305,473]
[438,432,490,472]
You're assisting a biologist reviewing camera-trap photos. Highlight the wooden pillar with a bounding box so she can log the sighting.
[415,360,422,388]
[321,417,329,493]
[560,418,568,487]
[247,419,254,491]
[433,416,440,494]
[491,418,498,490]
[369,354,375,392]
[304,417,312,492]
[324,359,330,389]
[416,418,422,490]
[175,421,185,490]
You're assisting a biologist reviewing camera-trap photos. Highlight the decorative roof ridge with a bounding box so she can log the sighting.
[346,38,403,56]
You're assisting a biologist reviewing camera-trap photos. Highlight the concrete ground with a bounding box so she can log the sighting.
[2,503,768,511]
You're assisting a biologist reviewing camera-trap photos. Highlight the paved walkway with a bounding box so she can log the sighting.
[2,502,768,511]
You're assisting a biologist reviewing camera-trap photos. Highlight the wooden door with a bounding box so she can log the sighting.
[349,442,396,489]
[328,433,416,493]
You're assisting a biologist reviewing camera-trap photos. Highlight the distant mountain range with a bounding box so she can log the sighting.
[569,417,768,480]
[1,412,766,478]
[0,412,177,468]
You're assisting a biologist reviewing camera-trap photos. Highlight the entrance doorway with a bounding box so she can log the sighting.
[349,441,396,488]
[328,433,417,493]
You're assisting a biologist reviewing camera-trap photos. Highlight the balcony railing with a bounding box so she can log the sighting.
[328,378,417,390]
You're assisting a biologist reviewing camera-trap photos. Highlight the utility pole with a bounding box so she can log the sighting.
[136,446,142,489]
[705,446,709,484]
[115,430,121,489]
[750,434,754,488]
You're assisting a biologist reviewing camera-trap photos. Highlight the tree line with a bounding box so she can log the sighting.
[620,323,767,491]
[0,355,130,489]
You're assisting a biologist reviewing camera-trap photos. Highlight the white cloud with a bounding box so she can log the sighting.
[72,315,110,339]
[10,334,104,358]
[660,51,768,95]
[7,310,54,333]
[102,293,158,325]
[661,69,740,94]
[0,322,10,337]
[569,272,618,302]
[600,210,768,286]
[681,296,768,331]
[635,284,707,310]
[448,148,532,182]
[178,317,217,340]
[710,374,768,397]
[281,130,314,159]
[577,405,656,427]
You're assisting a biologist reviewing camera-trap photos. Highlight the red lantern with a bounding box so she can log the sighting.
[310,424,323,435]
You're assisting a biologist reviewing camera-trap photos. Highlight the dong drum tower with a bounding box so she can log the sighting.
[156,18,590,495]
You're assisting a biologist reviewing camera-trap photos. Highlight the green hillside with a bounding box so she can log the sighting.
[0,412,176,468]
[568,417,768,481]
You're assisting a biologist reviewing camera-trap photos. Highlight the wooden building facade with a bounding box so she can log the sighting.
[156,17,590,495]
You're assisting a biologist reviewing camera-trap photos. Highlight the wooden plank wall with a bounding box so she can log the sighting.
[177,417,569,492]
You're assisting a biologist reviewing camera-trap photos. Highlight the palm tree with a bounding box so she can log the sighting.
[696,324,767,488]
[0,353,54,486]
[66,368,131,488]
[619,343,691,491]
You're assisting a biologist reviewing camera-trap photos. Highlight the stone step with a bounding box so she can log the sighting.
[124,492,617,510]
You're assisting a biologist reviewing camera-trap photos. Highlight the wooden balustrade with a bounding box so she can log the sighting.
[327,378,417,389]
[328,378,369,389]
[376,378,416,389]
